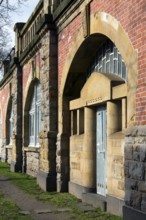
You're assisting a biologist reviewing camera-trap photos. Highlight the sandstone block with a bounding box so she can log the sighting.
[139,181,146,193]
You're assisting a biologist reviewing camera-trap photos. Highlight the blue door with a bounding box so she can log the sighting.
[96,106,107,196]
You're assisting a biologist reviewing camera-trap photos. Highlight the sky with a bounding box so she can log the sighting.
[9,0,40,46]
[0,1,40,79]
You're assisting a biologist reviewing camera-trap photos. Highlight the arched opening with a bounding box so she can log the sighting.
[58,12,137,215]
[23,79,42,176]
[24,79,42,147]
[61,34,127,202]
[6,97,13,145]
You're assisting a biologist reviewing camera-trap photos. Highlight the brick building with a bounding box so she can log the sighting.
[0,0,145,219]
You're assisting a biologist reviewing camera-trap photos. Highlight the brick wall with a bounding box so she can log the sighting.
[58,0,145,124]
[0,83,10,138]
[58,13,82,86]
[23,63,32,93]
[91,0,145,125]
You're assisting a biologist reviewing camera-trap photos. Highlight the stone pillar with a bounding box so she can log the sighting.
[123,126,146,220]
[11,134,22,172]
[81,107,96,190]
[56,133,69,192]
[14,23,25,56]
[37,131,57,191]
[10,65,22,172]
[0,139,7,162]
[37,29,58,191]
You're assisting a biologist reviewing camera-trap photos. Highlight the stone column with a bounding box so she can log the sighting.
[11,134,22,172]
[56,133,69,192]
[37,29,58,191]
[37,131,57,191]
[123,126,146,220]
[56,95,70,192]
[0,139,7,162]
[11,65,22,172]
[81,107,96,190]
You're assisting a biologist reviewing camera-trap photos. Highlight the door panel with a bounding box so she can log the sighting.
[96,106,107,196]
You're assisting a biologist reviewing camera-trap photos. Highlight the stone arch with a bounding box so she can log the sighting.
[57,11,137,192]
[23,78,41,147]
[59,12,137,129]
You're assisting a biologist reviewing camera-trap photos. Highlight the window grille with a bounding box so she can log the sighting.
[87,40,126,80]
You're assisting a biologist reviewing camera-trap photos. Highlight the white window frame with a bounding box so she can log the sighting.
[29,82,41,147]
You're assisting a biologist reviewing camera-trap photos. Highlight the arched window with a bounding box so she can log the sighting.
[29,81,42,147]
[87,39,126,80]
[9,106,13,144]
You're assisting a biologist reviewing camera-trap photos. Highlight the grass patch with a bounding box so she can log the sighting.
[0,162,122,220]
[0,192,31,220]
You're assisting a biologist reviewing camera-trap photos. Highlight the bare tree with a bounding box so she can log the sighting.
[0,0,28,61]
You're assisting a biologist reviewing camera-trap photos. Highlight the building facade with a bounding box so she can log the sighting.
[0,0,145,219]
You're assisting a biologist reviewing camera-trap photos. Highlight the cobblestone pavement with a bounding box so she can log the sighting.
[0,176,76,220]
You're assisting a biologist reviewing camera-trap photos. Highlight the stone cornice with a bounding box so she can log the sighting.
[19,14,55,65]
[20,0,43,35]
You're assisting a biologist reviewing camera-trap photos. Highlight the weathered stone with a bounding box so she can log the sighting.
[133,144,140,152]
[112,164,123,179]
[125,136,135,144]
[118,181,124,190]
[125,178,138,191]
[26,152,39,177]
[135,137,146,144]
[133,152,140,161]
[141,201,146,212]
[129,162,145,180]
[125,189,132,206]
[125,126,138,137]
[125,144,133,160]
[131,191,142,210]
[125,166,129,178]
[140,145,146,162]
[137,126,146,136]
[139,181,146,193]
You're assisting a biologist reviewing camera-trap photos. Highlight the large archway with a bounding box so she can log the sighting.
[57,13,137,214]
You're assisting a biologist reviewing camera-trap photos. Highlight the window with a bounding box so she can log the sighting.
[9,106,13,144]
[87,39,126,80]
[71,108,84,136]
[29,81,42,146]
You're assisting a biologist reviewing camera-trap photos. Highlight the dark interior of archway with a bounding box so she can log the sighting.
[64,34,107,99]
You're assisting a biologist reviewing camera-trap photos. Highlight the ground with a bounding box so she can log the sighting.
[0,162,122,220]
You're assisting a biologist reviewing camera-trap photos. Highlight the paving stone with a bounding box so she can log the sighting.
[56,208,72,212]
[76,203,95,212]
[19,211,30,215]
[34,209,52,214]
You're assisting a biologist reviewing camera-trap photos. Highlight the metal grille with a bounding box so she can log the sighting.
[87,40,126,80]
